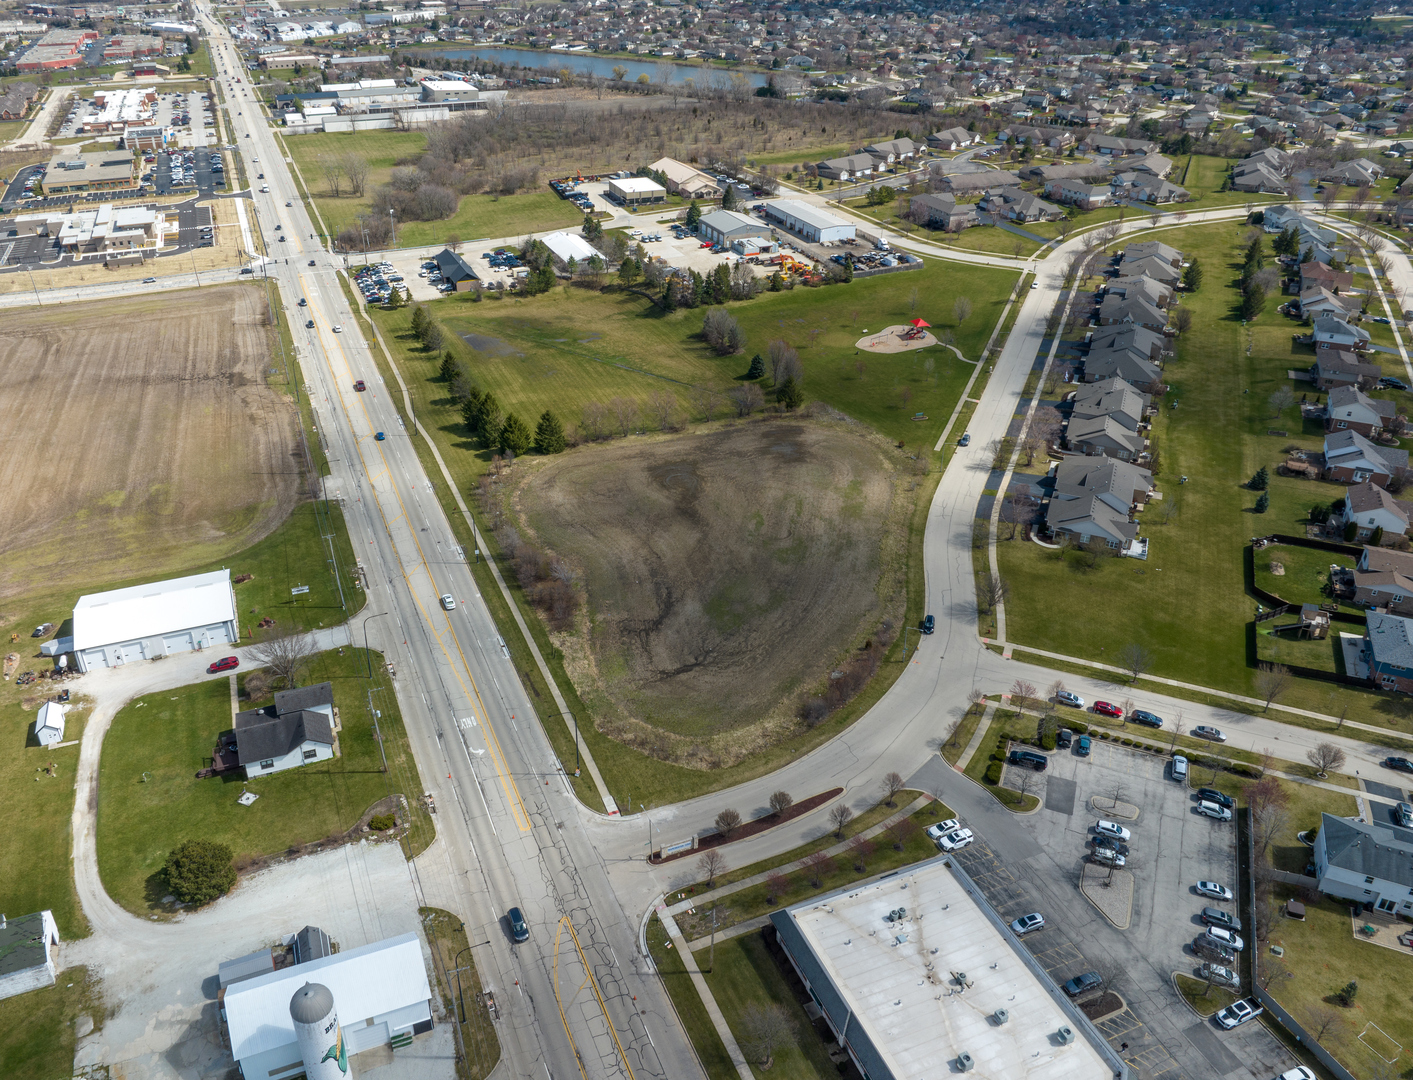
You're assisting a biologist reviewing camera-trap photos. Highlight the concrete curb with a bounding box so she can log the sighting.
[1079,863,1133,930]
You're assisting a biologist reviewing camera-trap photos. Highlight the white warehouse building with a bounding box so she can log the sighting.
[763,199,856,243]
[72,569,238,672]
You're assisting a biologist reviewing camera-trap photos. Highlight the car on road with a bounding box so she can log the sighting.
[1214,999,1263,1029]
[286,200,292,206]
[142,276,157,283]
[332,324,342,333]
[208,656,239,673]
[921,614,935,634]
[938,829,974,852]
[1010,912,1045,936]
[1276,1069,1315,1080]
[508,906,529,943]
[1197,800,1233,821]
[1196,881,1233,901]
[1076,734,1091,756]
[1383,756,1413,773]
[1129,709,1163,728]
[298,297,307,306]
[305,319,315,328]
[1056,728,1073,749]
[440,594,456,610]
[1197,788,1235,809]
[1055,690,1084,708]
[309,259,317,266]
[1202,907,1241,931]
[1062,971,1101,996]
[1095,820,1131,841]
[1030,281,1039,290]
[1380,376,1410,391]
[374,431,386,441]
[354,380,366,392]
[1198,963,1240,988]
[259,185,268,192]
[958,432,970,446]
[1205,926,1244,951]
[1192,725,1226,741]
[1093,700,1122,717]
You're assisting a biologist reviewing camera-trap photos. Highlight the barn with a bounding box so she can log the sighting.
[72,569,239,672]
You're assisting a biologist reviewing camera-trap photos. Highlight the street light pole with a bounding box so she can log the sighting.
[389,207,396,248]
[362,611,390,678]
[367,685,388,773]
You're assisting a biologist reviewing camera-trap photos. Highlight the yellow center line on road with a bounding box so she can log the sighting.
[553,918,591,1080]
[311,301,532,831]
[563,916,637,1080]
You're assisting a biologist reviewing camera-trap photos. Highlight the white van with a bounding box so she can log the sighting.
[1172,754,1189,783]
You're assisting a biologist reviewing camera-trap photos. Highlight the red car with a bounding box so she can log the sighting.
[208,656,239,674]
[353,380,366,392]
[1093,700,1122,718]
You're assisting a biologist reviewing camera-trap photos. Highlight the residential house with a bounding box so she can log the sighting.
[1340,480,1412,542]
[926,126,977,151]
[1065,414,1147,461]
[1312,813,1413,911]
[649,157,722,200]
[1070,378,1150,431]
[1054,103,1101,126]
[1313,314,1372,351]
[1115,153,1174,178]
[1096,294,1168,332]
[1117,254,1182,286]
[1044,178,1111,209]
[1050,455,1155,514]
[939,170,1023,194]
[815,153,875,181]
[1311,351,1384,390]
[861,137,916,163]
[987,189,1064,222]
[1353,546,1413,614]
[1081,133,1158,156]
[1107,274,1172,309]
[1111,172,1191,204]
[1326,386,1398,436]
[1090,325,1167,361]
[1231,160,1289,194]
[233,681,339,779]
[1045,492,1141,549]
[1020,162,1108,184]
[1296,286,1358,319]
[1324,429,1409,486]
[1121,240,1184,268]
[1083,349,1163,387]
[905,193,977,232]
[1300,260,1355,295]
[1324,158,1384,186]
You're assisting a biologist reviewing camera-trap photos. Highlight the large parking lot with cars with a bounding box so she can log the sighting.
[910,730,1302,1080]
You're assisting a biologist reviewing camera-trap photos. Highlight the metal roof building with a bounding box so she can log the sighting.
[606,176,666,206]
[697,209,772,246]
[541,230,600,265]
[762,199,856,243]
[222,932,433,1078]
[769,856,1124,1080]
[72,569,238,672]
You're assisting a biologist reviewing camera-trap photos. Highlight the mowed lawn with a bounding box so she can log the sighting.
[0,501,359,939]
[997,221,1413,725]
[95,647,427,917]
[283,130,582,245]
[369,257,1017,471]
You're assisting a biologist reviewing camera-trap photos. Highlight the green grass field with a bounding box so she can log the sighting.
[283,130,583,246]
[95,647,428,917]
[996,220,1413,727]
[0,966,102,1080]
[646,916,736,1080]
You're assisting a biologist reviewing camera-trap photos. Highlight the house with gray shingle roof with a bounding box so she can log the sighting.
[1065,414,1147,461]
[0,910,61,1002]
[1325,429,1409,487]
[1363,611,1413,693]
[1314,812,1413,909]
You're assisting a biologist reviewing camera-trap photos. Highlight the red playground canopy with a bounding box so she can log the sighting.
[910,318,931,328]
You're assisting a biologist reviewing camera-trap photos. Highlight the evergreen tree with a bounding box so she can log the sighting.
[747,354,765,379]
[565,256,578,278]
[768,270,784,292]
[1243,236,1264,277]
[1300,245,1315,264]
[460,388,485,434]
[1249,466,1269,490]
[1277,226,1299,257]
[1182,258,1203,291]
[1254,491,1270,514]
[410,305,428,338]
[499,412,532,456]
[776,375,804,410]
[1240,281,1266,321]
[440,350,459,383]
[534,410,566,454]
[722,184,740,211]
[581,214,603,241]
[619,258,641,287]
[1371,526,1385,547]
[710,263,731,304]
[686,200,702,227]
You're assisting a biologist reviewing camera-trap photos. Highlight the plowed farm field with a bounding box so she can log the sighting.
[0,284,300,601]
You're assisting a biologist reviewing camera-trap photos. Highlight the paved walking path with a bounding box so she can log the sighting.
[955,702,998,771]
[658,910,754,1080]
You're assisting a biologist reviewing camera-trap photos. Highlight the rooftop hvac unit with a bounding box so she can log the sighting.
[1057,1026,1075,1045]
[957,1052,975,1072]
[993,1009,1010,1025]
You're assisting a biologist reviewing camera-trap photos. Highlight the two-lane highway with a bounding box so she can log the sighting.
[191,9,699,1080]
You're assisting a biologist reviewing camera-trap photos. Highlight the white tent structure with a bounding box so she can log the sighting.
[72,569,238,672]
[540,230,599,266]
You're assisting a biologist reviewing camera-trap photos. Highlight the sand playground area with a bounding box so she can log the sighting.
[855,324,939,353]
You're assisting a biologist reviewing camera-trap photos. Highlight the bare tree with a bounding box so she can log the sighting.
[1253,803,1291,861]
[714,808,742,839]
[609,396,639,436]
[764,871,790,904]
[646,389,678,431]
[769,791,794,817]
[1119,698,1134,726]
[828,804,854,837]
[1254,663,1292,712]
[689,385,721,422]
[801,850,834,887]
[1267,386,1296,419]
[941,717,963,753]
[886,816,919,851]
[1103,780,1128,812]
[739,1004,793,1069]
[728,382,764,416]
[967,688,987,713]
[1119,643,1153,684]
[880,771,905,807]
[318,155,343,197]
[848,834,874,871]
[249,631,318,689]
[1048,680,1067,706]
[697,849,727,887]
[1010,679,1039,718]
[340,153,369,198]
[952,295,973,325]
[581,401,607,440]
[1305,1004,1343,1044]
[1306,742,1346,778]
[978,573,1010,614]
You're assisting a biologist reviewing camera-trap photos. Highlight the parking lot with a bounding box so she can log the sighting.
[55,89,217,145]
[913,738,1300,1080]
[0,197,214,271]
[146,145,227,197]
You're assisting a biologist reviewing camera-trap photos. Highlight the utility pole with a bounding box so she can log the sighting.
[368,686,389,773]
[708,904,717,974]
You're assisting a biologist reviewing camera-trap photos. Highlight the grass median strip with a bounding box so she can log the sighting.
[646,914,736,1080]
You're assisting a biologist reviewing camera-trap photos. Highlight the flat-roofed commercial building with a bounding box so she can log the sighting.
[606,176,666,206]
[15,203,171,254]
[770,856,1126,1080]
[43,149,137,194]
[763,198,855,243]
[698,209,772,247]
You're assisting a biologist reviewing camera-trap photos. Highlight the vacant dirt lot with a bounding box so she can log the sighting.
[515,420,903,767]
[0,284,300,600]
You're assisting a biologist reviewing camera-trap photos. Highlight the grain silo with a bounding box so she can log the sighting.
[289,981,346,1080]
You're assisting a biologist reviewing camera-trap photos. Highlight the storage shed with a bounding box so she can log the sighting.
[34,702,65,746]
[0,911,61,1003]
[72,569,238,672]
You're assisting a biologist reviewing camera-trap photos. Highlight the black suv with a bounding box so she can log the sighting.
[1129,710,1163,728]
[1008,749,1048,771]
[1056,728,1073,749]
[1197,788,1235,809]
[1202,907,1241,931]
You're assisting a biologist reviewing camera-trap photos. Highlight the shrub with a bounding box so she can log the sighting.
[369,813,396,831]
[984,760,1004,785]
[163,840,237,906]
[1040,731,1058,751]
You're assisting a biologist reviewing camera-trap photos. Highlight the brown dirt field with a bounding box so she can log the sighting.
[515,421,902,762]
[0,283,301,600]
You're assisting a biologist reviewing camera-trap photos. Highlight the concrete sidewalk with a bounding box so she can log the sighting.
[658,909,754,1080]
[955,702,998,771]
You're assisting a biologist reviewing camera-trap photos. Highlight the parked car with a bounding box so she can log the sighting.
[1205,926,1244,951]
[1198,963,1240,989]
[508,906,529,943]
[1091,835,1129,856]
[1172,755,1188,782]
[1380,376,1410,391]
[926,819,962,841]
[1056,728,1073,749]
[1009,749,1048,771]
[1129,709,1163,728]
[1197,801,1233,821]
[1076,734,1091,756]
[1398,802,1413,827]
[208,656,239,673]
[1196,881,1233,901]
[1194,936,1237,965]
[1276,1069,1315,1080]
[1062,971,1102,996]
[1010,912,1045,935]
[1383,757,1413,774]
[938,829,974,852]
[1095,820,1131,841]
[921,614,935,634]
[1090,848,1126,867]
[1202,907,1241,931]
[1198,788,1235,809]
[1055,690,1084,708]
[1093,701,1122,717]
[1214,999,1262,1029]
[958,432,971,447]
[1192,726,1226,741]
